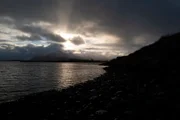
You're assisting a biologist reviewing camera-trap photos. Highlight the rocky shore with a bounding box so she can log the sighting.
[1,33,180,120]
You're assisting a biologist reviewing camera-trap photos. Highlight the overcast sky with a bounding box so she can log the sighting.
[0,0,180,60]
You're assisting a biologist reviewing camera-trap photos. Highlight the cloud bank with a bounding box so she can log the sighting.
[0,0,180,60]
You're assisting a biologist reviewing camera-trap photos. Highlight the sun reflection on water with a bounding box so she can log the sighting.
[57,63,105,88]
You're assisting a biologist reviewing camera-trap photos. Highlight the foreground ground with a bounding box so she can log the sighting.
[0,65,180,120]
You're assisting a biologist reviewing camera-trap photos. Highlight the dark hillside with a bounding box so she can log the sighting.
[105,33,180,69]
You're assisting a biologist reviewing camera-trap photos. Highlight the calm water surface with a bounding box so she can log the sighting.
[0,62,105,103]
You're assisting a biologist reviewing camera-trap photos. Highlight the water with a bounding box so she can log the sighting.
[0,62,105,103]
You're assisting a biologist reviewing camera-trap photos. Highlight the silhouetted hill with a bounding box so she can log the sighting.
[29,52,73,62]
[104,33,180,69]
[23,53,105,62]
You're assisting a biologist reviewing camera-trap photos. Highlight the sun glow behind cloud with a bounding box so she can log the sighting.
[63,41,77,50]
[0,14,123,60]
[54,31,83,50]
[59,32,77,40]
[1,0,180,61]
[53,27,123,60]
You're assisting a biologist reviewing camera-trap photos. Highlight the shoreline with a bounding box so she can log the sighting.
[1,66,178,120]
[0,69,133,120]
[0,62,106,105]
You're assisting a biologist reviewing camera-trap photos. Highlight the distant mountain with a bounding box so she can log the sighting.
[29,54,70,62]
[23,53,106,62]
[104,32,180,69]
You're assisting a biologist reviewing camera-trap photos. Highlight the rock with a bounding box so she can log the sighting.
[90,114,94,117]
[75,91,79,94]
[114,118,119,120]
[128,94,134,98]
[8,112,12,115]
[150,79,155,83]
[76,110,81,114]
[99,100,103,104]
[98,94,102,97]
[69,96,73,99]
[96,110,108,115]
[115,91,122,95]
[157,92,164,95]
[106,102,113,109]
[83,103,92,110]
[76,100,80,103]
[124,110,132,114]
[90,89,96,92]
[111,96,118,100]
[90,96,98,100]
[50,112,55,116]
[110,86,115,90]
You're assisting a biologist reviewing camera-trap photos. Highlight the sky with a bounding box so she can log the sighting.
[0,0,180,60]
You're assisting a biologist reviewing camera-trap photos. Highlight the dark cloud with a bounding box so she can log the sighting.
[0,31,9,35]
[16,25,65,42]
[0,39,10,43]
[0,16,14,25]
[0,0,180,60]
[1,0,179,37]
[1,0,180,35]
[68,0,180,54]
[16,35,42,41]
[0,43,68,60]
[71,36,85,45]
[0,0,73,22]
[70,0,180,34]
